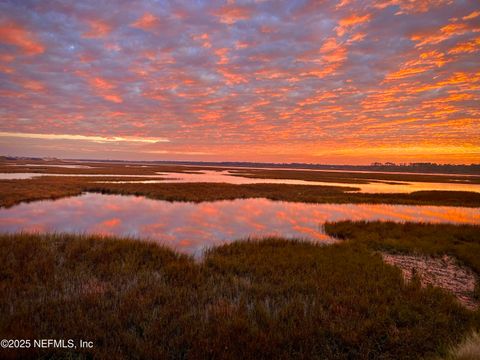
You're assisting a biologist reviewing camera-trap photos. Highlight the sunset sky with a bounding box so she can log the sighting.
[0,0,479,164]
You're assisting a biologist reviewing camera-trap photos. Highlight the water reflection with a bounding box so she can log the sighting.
[343,180,480,193]
[107,170,361,188]
[0,173,45,180]
[109,170,480,194]
[0,193,478,256]
[1,169,480,193]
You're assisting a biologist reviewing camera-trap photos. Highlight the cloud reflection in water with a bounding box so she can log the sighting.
[0,193,478,256]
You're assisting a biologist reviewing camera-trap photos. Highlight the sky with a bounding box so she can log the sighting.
[0,0,479,164]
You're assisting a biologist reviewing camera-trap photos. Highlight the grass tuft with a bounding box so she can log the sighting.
[444,332,480,360]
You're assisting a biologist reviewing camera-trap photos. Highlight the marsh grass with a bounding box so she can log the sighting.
[0,233,475,359]
[325,221,480,330]
[228,168,480,184]
[2,159,480,208]
[2,176,480,209]
[3,160,478,184]
[0,161,205,176]
[443,332,480,360]
[324,221,480,274]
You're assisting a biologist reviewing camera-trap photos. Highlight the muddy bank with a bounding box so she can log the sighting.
[381,253,478,310]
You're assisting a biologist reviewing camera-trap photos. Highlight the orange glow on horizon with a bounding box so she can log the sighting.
[0,1,478,164]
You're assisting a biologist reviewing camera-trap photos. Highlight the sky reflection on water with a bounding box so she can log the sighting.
[118,171,480,194]
[1,170,479,193]
[0,193,478,256]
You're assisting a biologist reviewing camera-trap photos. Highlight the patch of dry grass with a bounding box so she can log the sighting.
[444,332,480,360]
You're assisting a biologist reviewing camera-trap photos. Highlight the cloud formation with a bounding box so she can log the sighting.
[0,132,168,143]
[0,0,478,163]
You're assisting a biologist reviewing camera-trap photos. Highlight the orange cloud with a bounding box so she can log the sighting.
[297,91,337,107]
[0,54,15,73]
[218,65,248,85]
[320,37,347,63]
[300,37,348,78]
[438,71,480,87]
[22,79,45,91]
[101,218,121,228]
[0,54,14,62]
[215,4,253,24]
[385,66,430,80]
[463,11,480,20]
[0,132,168,143]
[0,64,14,74]
[83,19,112,38]
[347,32,366,43]
[298,36,348,79]
[215,48,229,64]
[235,41,250,49]
[385,50,447,80]
[90,77,114,90]
[87,76,123,103]
[374,0,452,14]
[411,22,474,47]
[0,21,44,55]
[192,33,212,48]
[102,94,123,103]
[336,14,371,36]
[131,13,160,31]
[336,0,353,8]
[448,37,480,54]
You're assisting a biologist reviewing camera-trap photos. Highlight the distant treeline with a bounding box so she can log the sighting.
[2,156,479,175]
[151,161,480,175]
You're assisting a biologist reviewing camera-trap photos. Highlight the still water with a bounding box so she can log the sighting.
[0,193,478,256]
[114,170,480,194]
[2,170,479,193]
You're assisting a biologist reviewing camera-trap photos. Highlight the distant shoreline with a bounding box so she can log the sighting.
[75,160,480,176]
[5,156,478,176]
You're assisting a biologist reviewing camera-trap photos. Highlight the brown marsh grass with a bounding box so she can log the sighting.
[2,159,479,208]
[2,176,480,208]
[228,168,480,184]
[324,221,480,275]
[0,232,477,359]
[325,221,480,330]
[444,331,480,360]
[2,159,478,184]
